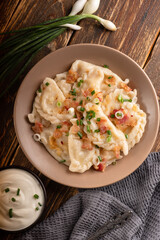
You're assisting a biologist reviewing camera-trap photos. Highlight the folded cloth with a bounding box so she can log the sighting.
[17,152,160,240]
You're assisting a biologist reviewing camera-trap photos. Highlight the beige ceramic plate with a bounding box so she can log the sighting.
[14,44,159,188]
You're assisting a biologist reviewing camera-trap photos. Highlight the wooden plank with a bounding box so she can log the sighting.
[70,0,160,67]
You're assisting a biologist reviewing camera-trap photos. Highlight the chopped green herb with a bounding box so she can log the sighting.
[96,118,101,122]
[45,82,49,86]
[38,202,42,207]
[95,145,100,148]
[77,79,84,87]
[98,156,102,162]
[73,97,76,101]
[108,76,113,79]
[80,119,83,126]
[79,100,83,105]
[34,194,39,199]
[80,107,85,112]
[112,161,117,165]
[11,198,16,202]
[35,207,39,211]
[104,64,109,68]
[60,160,66,163]
[108,84,111,87]
[5,188,10,193]
[110,114,115,118]
[86,110,96,120]
[17,188,20,196]
[106,135,112,142]
[9,208,13,218]
[123,99,132,102]
[91,90,95,95]
[94,129,100,133]
[38,88,42,93]
[77,131,83,139]
[76,120,79,126]
[96,103,99,105]
[93,98,99,104]
[87,125,91,133]
[86,97,90,101]
[87,121,91,125]
[107,130,111,135]
[73,114,76,118]
[66,132,69,136]
[118,95,124,103]
[56,101,62,107]
[117,113,122,116]
[70,88,76,96]
[125,134,128,139]
[56,125,62,129]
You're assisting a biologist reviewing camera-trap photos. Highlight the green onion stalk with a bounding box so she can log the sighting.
[0,14,116,97]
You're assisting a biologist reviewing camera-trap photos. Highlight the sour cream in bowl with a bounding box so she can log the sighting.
[0,166,46,232]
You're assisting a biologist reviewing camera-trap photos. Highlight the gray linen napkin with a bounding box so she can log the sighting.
[17,152,160,240]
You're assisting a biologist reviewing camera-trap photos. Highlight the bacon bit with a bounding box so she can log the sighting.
[53,129,62,139]
[97,118,108,134]
[82,89,91,97]
[71,125,80,134]
[81,137,93,150]
[32,122,43,133]
[75,110,83,120]
[60,121,71,133]
[120,82,132,92]
[96,92,103,102]
[64,99,79,110]
[66,70,79,83]
[94,162,106,172]
[114,146,121,159]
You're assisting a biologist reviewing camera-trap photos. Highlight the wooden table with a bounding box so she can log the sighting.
[0,0,160,239]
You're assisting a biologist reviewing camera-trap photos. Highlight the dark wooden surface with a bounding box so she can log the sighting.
[0,0,160,239]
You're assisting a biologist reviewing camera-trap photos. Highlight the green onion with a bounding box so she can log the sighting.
[76,120,79,126]
[110,114,115,118]
[45,82,49,86]
[95,145,100,148]
[73,114,77,118]
[112,161,117,165]
[117,113,122,116]
[96,118,101,122]
[56,125,62,129]
[98,156,102,162]
[123,99,132,102]
[94,129,100,133]
[86,110,95,120]
[91,90,95,95]
[5,188,10,193]
[104,64,109,68]
[86,97,90,101]
[60,160,66,163]
[106,135,112,142]
[79,100,83,105]
[70,88,76,96]
[80,119,83,126]
[35,207,39,211]
[87,125,91,133]
[108,84,111,87]
[66,132,69,136]
[77,131,83,139]
[38,88,42,93]
[80,107,85,112]
[87,121,91,125]
[34,194,39,199]
[77,79,83,87]
[73,97,76,101]
[9,208,13,218]
[38,202,42,207]
[125,134,128,139]
[56,101,62,107]
[11,198,16,202]
[17,188,20,196]
[107,130,111,135]
[108,76,112,79]
[117,95,124,103]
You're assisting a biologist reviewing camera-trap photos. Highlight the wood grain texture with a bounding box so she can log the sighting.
[0,0,160,239]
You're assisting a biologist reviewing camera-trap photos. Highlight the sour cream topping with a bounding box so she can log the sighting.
[0,168,45,231]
